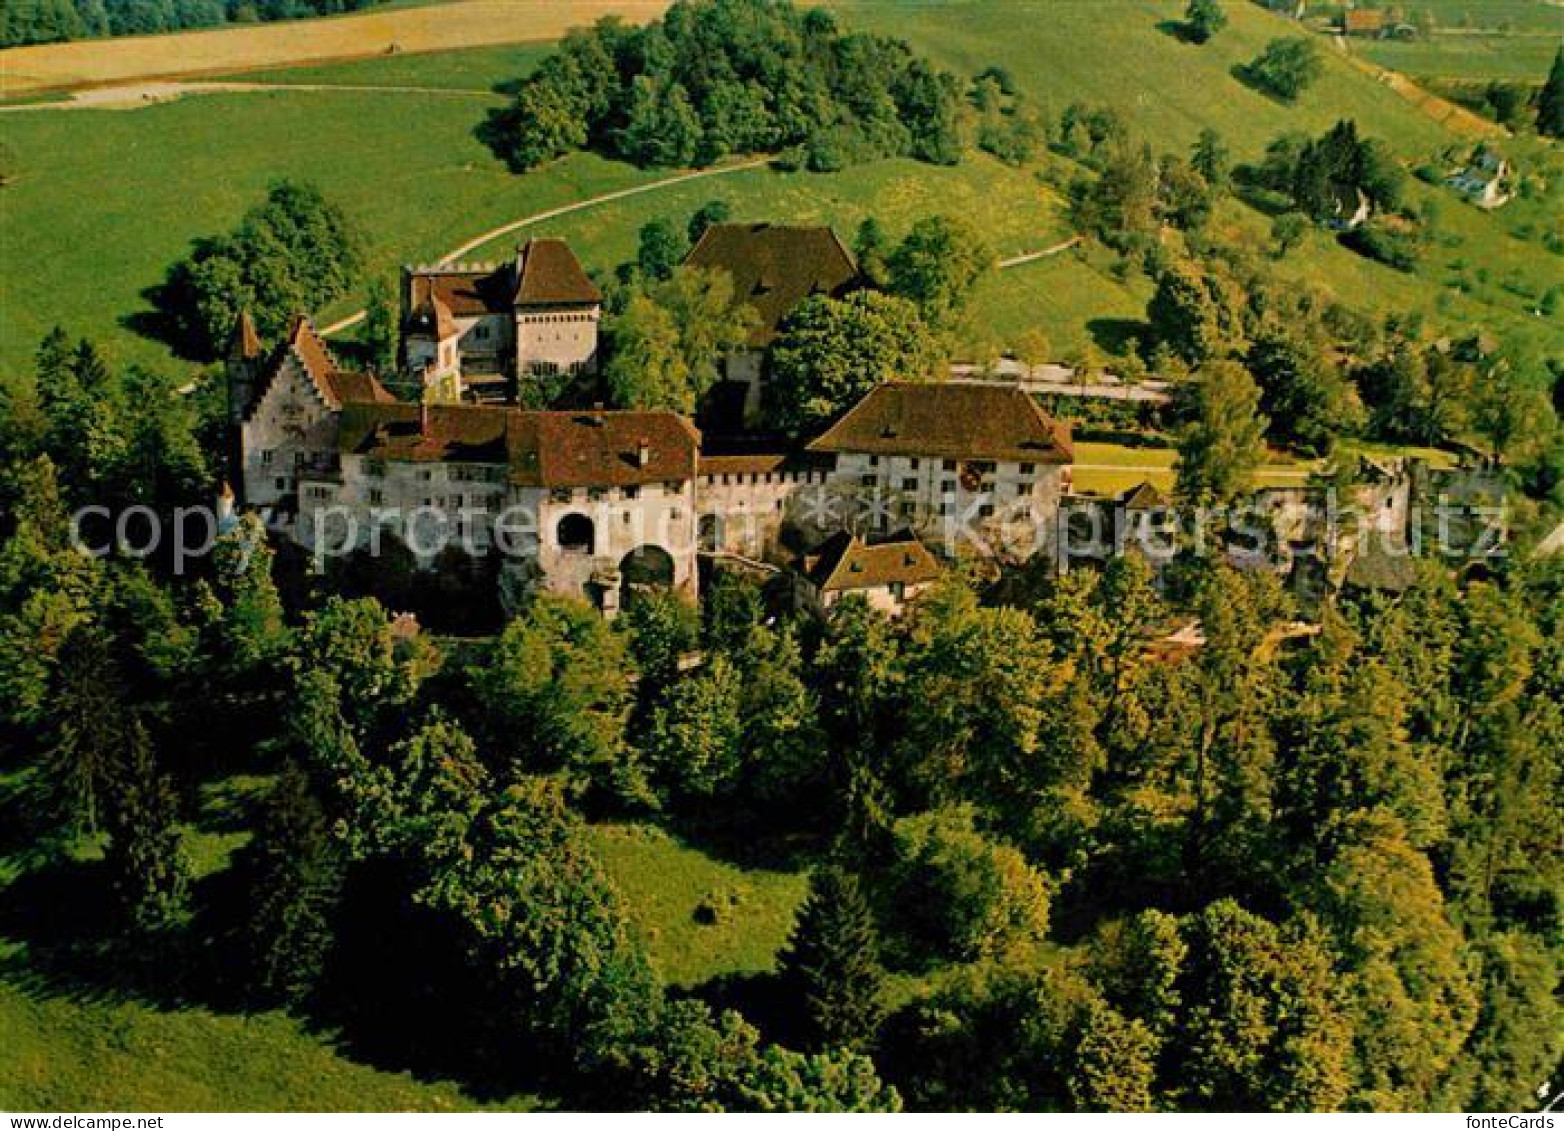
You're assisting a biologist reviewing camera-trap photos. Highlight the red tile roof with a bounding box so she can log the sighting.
[1343,8,1386,32]
[403,238,600,328]
[408,269,509,322]
[337,403,699,488]
[697,442,831,477]
[246,316,394,419]
[807,382,1073,464]
[684,223,859,346]
[514,238,602,306]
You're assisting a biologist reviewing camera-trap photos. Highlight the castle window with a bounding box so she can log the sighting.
[623,486,640,500]
[556,513,595,555]
[261,450,273,466]
[902,478,918,492]
[1019,462,1035,475]
[370,489,384,505]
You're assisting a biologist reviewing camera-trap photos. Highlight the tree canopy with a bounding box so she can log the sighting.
[492,0,969,173]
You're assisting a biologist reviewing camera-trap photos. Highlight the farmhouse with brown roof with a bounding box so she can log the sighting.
[401,238,602,404]
[684,222,860,427]
[803,531,942,616]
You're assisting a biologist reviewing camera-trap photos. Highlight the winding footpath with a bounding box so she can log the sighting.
[322,192,1079,338]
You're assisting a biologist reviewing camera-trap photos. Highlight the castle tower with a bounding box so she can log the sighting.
[226,310,264,424]
[225,311,264,506]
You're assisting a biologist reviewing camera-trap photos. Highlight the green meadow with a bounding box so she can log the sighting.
[0,986,537,1112]
[586,822,809,988]
[1358,32,1562,81]
[1,0,1558,377]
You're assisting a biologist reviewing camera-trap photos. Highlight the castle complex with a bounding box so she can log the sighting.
[229,225,1416,616]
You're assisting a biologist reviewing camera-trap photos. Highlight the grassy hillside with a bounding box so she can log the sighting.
[1358,32,1562,81]
[1,0,1558,378]
[1351,0,1564,81]
[838,0,1458,151]
[0,986,536,1112]
[0,90,1071,374]
[0,92,669,373]
[587,822,808,988]
[213,41,553,89]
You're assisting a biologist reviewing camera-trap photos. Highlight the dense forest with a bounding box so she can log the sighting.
[0,312,1559,1109]
[488,0,979,172]
[1,0,385,49]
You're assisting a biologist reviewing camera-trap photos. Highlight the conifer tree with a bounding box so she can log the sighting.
[103,721,190,934]
[231,761,344,1005]
[43,623,125,836]
[1538,45,1564,138]
[778,864,885,1051]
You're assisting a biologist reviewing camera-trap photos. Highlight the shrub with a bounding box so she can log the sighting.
[890,807,1050,962]
[1340,221,1421,272]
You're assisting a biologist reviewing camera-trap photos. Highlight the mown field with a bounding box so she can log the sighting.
[1069,439,1461,496]
[5,0,1558,383]
[1358,32,1563,81]
[0,0,669,96]
[1353,0,1563,82]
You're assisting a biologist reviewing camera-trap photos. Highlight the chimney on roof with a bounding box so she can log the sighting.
[637,439,651,468]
